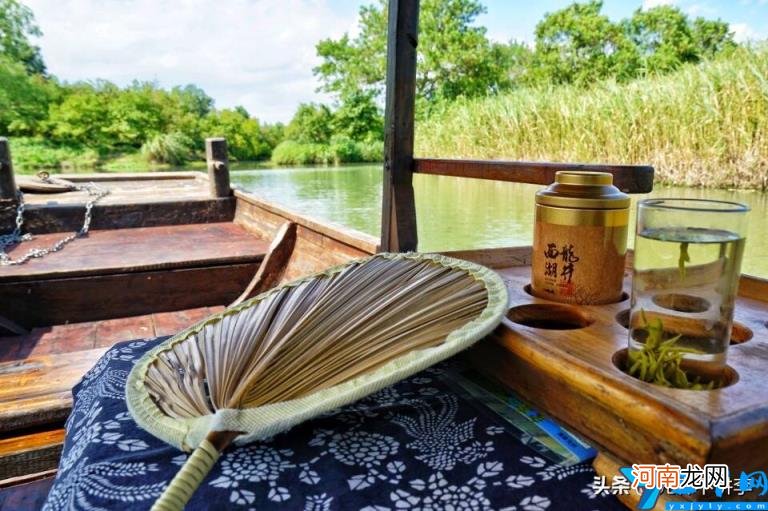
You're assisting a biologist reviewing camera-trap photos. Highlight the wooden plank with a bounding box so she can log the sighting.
[0,391,73,432]
[439,246,532,269]
[0,138,16,201]
[414,158,655,193]
[0,348,107,431]
[234,190,380,253]
[1,263,259,328]
[0,197,236,234]
[0,349,106,403]
[738,274,768,301]
[0,470,56,489]
[0,429,64,481]
[205,138,231,198]
[231,222,297,306]
[56,171,201,182]
[592,452,677,509]
[17,173,209,207]
[281,226,371,283]
[0,475,55,510]
[151,306,224,337]
[0,307,223,363]
[0,222,268,283]
[470,264,768,475]
[380,0,420,252]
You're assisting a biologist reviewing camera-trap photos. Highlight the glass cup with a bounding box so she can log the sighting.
[628,199,749,385]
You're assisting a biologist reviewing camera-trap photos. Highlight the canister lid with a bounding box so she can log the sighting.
[536,171,630,209]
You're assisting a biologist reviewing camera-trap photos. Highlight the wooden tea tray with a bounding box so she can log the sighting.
[465,248,768,479]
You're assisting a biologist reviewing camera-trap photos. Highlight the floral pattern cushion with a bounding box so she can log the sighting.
[43,337,622,510]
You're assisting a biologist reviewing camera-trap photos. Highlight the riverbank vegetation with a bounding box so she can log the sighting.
[2,0,766,188]
[417,46,768,190]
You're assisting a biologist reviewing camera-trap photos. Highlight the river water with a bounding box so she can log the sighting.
[230,164,768,278]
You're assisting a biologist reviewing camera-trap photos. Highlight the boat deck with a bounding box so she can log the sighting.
[19,172,210,206]
[0,222,269,282]
[0,306,224,363]
[1,220,268,329]
[1,172,236,237]
[0,173,277,488]
[0,306,226,486]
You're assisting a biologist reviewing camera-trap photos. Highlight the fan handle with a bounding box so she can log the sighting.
[151,430,239,511]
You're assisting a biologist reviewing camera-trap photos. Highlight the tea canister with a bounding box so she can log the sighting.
[531,171,630,305]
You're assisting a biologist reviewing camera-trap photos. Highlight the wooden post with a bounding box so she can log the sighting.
[380,0,419,253]
[205,137,231,198]
[0,138,18,200]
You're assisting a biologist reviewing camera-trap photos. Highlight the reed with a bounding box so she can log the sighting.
[416,46,768,190]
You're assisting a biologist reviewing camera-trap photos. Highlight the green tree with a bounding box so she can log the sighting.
[624,6,735,74]
[47,81,116,148]
[48,80,184,150]
[0,56,56,134]
[0,0,45,74]
[532,1,638,85]
[285,103,334,144]
[103,81,178,147]
[171,84,214,117]
[624,6,696,74]
[691,17,735,58]
[332,91,383,142]
[202,108,271,161]
[314,0,511,105]
[260,122,286,150]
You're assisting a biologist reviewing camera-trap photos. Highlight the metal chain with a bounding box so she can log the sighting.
[0,172,110,266]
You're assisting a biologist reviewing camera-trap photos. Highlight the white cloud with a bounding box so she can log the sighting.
[686,3,716,16]
[731,22,759,42]
[25,0,360,122]
[642,0,676,9]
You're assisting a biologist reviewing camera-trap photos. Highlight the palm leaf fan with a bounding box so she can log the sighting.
[126,252,507,510]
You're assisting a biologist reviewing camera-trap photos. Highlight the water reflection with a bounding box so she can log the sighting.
[232,165,767,277]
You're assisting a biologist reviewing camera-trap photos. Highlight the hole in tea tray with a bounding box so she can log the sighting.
[524,284,629,304]
[616,309,629,329]
[652,293,710,313]
[612,348,738,390]
[731,322,754,344]
[507,304,594,330]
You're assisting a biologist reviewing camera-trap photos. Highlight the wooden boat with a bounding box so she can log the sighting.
[1,1,766,508]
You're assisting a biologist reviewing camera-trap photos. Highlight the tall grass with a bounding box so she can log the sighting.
[417,47,768,190]
[141,132,195,165]
[272,138,383,166]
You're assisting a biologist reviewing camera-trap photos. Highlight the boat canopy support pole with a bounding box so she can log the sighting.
[205,137,232,198]
[380,0,419,253]
[0,138,17,201]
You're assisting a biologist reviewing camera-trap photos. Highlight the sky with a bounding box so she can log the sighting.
[25,0,768,124]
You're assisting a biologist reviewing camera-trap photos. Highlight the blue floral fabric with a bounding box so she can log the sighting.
[44,337,622,510]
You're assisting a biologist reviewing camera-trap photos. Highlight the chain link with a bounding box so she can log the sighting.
[0,172,110,266]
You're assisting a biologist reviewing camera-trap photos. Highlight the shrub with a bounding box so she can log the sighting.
[9,137,99,171]
[140,132,194,165]
[271,140,330,165]
[329,136,362,164]
[272,138,383,166]
[357,139,384,162]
